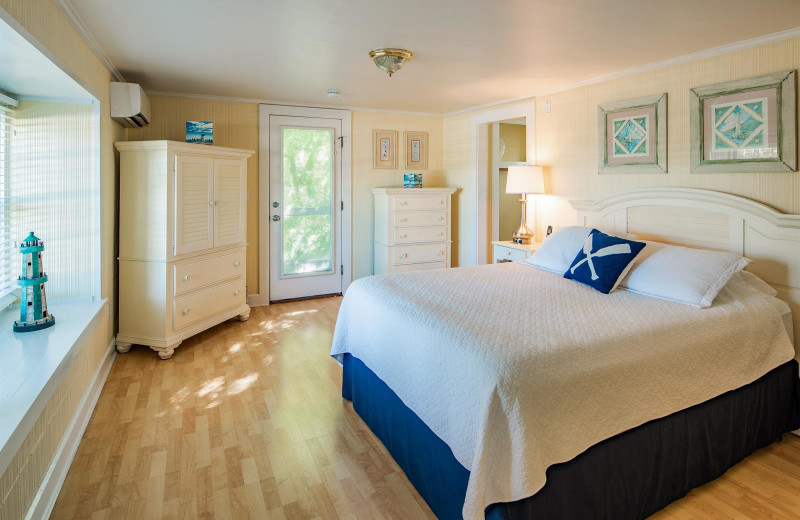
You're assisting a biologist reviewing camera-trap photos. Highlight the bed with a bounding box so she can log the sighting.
[331,188,800,520]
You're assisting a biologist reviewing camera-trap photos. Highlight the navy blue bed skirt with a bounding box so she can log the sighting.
[342,353,800,520]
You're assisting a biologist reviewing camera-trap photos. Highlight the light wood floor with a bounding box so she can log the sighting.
[53,297,800,520]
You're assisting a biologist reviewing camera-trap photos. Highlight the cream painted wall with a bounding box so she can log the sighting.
[128,100,444,286]
[125,95,260,292]
[535,34,800,232]
[0,0,124,517]
[444,34,800,262]
[351,111,444,279]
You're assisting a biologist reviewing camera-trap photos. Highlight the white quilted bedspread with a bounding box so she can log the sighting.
[330,262,795,520]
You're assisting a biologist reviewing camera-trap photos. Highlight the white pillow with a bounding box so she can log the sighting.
[526,226,635,274]
[620,241,752,308]
[727,270,778,298]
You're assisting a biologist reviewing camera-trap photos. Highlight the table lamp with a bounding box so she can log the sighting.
[506,165,545,244]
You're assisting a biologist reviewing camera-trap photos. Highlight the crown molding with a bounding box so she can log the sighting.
[443,25,800,118]
[52,0,125,82]
[145,90,443,117]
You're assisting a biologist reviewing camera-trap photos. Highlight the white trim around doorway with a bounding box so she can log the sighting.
[254,104,353,307]
[469,102,535,266]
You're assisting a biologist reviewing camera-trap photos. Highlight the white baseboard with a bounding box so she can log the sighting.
[247,293,269,307]
[25,337,117,520]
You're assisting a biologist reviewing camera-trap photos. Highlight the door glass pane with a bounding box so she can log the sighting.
[281,127,334,276]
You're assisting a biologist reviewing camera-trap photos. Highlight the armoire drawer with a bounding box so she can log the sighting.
[394,211,447,228]
[393,195,447,211]
[394,226,447,244]
[174,250,244,296]
[393,243,448,265]
[173,278,245,331]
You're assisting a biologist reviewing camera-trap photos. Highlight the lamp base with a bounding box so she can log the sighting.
[512,232,533,245]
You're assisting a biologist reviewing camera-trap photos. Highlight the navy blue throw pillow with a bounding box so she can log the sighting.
[564,229,646,294]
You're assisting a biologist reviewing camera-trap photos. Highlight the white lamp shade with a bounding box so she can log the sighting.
[506,165,545,194]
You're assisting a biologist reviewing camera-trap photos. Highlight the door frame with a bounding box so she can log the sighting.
[256,104,352,306]
[469,102,535,265]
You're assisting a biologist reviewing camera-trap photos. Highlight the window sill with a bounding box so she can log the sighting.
[0,298,107,478]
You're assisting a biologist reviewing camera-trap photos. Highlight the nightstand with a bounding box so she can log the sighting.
[492,241,539,264]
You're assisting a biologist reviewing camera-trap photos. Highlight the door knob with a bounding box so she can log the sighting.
[272,215,280,221]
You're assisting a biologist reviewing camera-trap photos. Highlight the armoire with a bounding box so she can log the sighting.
[115,141,253,359]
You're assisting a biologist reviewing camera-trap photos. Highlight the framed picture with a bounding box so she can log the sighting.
[404,131,428,170]
[186,121,214,145]
[598,93,667,174]
[690,70,796,173]
[373,130,398,169]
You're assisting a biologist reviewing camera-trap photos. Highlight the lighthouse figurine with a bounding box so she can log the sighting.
[13,232,55,332]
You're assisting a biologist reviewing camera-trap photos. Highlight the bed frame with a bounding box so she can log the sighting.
[571,187,800,358]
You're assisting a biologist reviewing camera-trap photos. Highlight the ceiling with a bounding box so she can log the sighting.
[64,0,800,114]
[0,14,93,102]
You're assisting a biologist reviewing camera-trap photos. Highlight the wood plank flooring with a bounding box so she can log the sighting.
[52,297,800,520]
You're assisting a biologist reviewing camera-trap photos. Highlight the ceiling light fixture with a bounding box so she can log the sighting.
[369,48,413,77]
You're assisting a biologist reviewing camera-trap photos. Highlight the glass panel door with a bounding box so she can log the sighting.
[269,115,342,301]
[281,127,334,277]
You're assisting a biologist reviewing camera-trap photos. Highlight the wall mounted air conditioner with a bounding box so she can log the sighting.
[110,82,151,128]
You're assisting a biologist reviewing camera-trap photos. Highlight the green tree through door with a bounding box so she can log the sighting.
[282,127,334,275]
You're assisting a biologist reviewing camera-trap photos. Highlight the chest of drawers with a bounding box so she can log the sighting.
[372,187,456,275]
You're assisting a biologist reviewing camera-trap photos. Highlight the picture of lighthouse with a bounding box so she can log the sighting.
[13,232,55,333]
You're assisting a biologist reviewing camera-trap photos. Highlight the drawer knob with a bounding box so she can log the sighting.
[400,253,408,259]
[439,200,445,205]
[439,232,444,237]
[182,308,191,315]
[400,218,407,222]
[437,250,444,256]
[400,234,407,238]
[439,216,445,221]
[400,201,408,206]
[234,289,240,296]
[183,274,191,281]
[234,260,240,267]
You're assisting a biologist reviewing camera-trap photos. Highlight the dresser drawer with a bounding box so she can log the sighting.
[394,211,447,228]
[393,195,447,211]
[392,262,447,273]
[174,250,244,296]
[393,243,449,265]
[394,226,447,244]
[494,245,530,263]
[173,277,245,331]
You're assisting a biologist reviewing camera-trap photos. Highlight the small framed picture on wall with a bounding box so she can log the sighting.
[405,131,428,170]
[373,130,398,168]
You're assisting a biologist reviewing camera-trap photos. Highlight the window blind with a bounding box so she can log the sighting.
[0,105,14,304]
[1,100,96,305]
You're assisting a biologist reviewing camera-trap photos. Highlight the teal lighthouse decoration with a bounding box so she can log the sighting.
[13,232,55,332]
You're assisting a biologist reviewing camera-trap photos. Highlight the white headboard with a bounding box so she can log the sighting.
[570,188,800,350]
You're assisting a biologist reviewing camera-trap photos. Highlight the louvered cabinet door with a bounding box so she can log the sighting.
[174,155,214,255]
[212,158,246,248]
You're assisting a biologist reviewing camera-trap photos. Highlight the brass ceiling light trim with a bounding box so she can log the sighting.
[369,48,413,77]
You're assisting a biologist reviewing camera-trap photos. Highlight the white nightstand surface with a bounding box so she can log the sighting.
[492,241,540,264]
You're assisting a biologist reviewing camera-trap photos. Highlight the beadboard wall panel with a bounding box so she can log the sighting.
[535,34,800,232]
[0,1,121,518]
[443,34,800,261]
[125,95,260,292]
[351,111,444,279]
